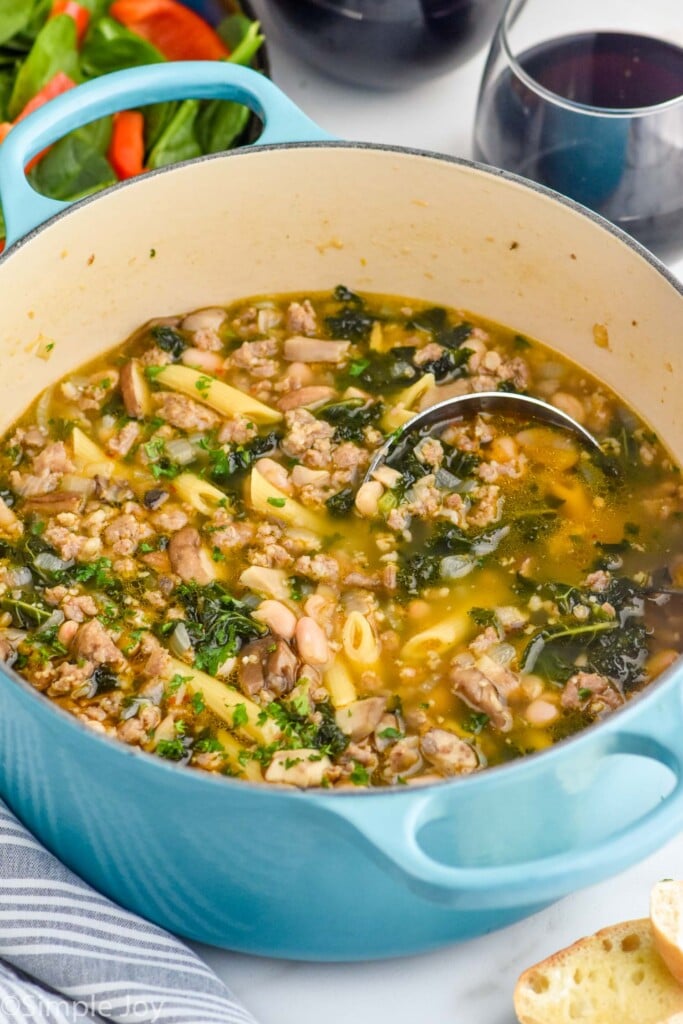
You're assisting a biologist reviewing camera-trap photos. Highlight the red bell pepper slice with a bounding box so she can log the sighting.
[15,71,77,124]
[109,0,230,61]
[50,1,91,44]
[1,73,77,171]
[107,110,146,180]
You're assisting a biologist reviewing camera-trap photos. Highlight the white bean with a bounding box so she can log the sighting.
[490,435,518,463]
[181,347,225,374]
[58,620,79,647]
[284,362,314,388]
[295,616,329,665]
[256,457,292,494]
[551,391,586,425]
[181,307,226,333]
[253,600,297,640]
[372,465,402,489]
[525,699,559,726]
[355,480,383,518]
[521,674,545,700]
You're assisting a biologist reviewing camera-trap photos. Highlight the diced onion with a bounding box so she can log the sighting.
[61,475,95,496]
[488,642,516,666]
[43,610,65,630]
[165,438,197,466]
[440,555,475,580]
[35,387,54,431]
[34,552,73,574]
[6,567,33,588]
[169,621,192,657]
[435,469,463,491]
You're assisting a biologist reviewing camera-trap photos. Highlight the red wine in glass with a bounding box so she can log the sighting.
[474,32,683,260]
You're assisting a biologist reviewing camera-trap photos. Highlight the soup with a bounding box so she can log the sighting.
[0,287,681,787]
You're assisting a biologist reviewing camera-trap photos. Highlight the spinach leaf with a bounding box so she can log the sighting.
[175,581,266,676]
[147,98,202,170]
[9,15,80,119]
[29,128,116,200]
[80,17,164,77]
[143,100,179,153]
[218,15,265,67]
[194,98,250,155]
[0,1,35,48]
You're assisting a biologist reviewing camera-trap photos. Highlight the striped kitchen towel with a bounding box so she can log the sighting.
[0,798,257,1023]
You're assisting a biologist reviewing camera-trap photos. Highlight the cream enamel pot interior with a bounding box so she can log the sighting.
[0,63,682,960]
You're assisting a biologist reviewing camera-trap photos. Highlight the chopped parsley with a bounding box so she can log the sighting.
[350,762,370,786]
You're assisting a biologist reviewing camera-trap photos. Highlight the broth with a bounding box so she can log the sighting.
[0,287,680,787]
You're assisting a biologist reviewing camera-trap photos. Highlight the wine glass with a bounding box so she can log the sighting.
[473,0,683,261]
[258,0,507,89]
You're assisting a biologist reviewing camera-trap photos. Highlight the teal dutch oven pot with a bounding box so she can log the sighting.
[0,63,683,960]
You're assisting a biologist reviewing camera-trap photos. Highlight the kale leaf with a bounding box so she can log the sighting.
[200,431,279,485]
[346,348,421,391]
[325,293,376,341]
[317,398,383,442]
[417,345,472,383]
[521,575,649,689]
[175,581,266,676]
[150,324,187,360]
[407,307,473,349]
[325,487,355,518]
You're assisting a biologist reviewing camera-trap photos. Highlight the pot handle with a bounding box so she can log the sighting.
[0,62,332,247]
[324,727,683,909]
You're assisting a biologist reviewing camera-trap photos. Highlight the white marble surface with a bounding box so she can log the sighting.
[192,14,683,1022]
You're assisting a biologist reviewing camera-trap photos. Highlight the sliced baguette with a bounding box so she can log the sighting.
[514,919,683,1024]
[652,881,683,988]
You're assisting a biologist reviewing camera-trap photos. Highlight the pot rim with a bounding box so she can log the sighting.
[1,138,682,800]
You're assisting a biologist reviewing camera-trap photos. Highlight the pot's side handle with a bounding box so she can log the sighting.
[0,62,332,248]
[321,727,683,910]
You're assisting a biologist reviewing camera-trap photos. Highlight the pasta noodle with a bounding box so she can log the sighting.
[173,473,230,515]
[216,729,264,782]
[249,465,327,534]
[239,566,291,602]
[342,610,380,665]
[381,372,436,431]
[401,612,470,661]
[166,656,280,745]
[155,365,282,424]
[323,659,357,708]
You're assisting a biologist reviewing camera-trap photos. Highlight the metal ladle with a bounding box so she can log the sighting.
[364,390,683,600]
[365,389,601,481]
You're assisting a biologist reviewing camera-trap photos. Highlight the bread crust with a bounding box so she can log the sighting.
[515,918,683,1024]
[652,882,683,989]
